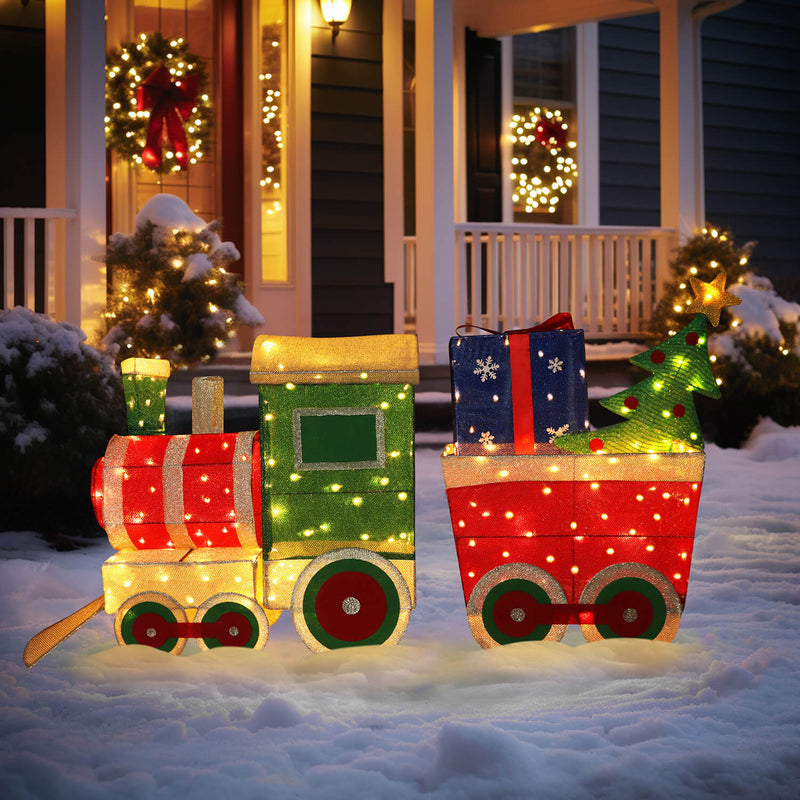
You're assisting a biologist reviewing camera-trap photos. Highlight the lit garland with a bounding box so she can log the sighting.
[509,106,578,215]
[105,32,213,173]
[260,26,283,193]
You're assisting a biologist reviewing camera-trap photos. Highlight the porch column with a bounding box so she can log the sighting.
[415,0,456,365]
[658,0,705,238]
[48,0,107,336]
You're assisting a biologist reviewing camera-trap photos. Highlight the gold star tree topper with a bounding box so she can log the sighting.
[685,272,741,327]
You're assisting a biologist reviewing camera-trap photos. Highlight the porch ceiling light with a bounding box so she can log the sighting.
[320,0,352,42]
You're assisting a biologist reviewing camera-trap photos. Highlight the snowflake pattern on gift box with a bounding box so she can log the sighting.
[546,423,570,443]
[548,356,564,373]
[473,356,500,382]
[479,431,495,445]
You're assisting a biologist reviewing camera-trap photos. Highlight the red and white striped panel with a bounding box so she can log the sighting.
[92,431,262,551]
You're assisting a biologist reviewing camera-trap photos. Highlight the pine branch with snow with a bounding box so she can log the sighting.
[103,195,264,368]
[649,225,800,446]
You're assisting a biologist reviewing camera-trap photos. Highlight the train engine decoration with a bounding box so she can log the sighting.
[442,274,739,647]
[24,335,419,665]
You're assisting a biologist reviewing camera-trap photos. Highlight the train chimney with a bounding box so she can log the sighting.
[192,376,224,434]
[120,358,170,435]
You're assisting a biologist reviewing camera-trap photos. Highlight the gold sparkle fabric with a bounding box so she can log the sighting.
[102,547,262,614]
[250,335,420,385]
[441,446,706,490]
[192,376,225,434]
[120,357,171,379]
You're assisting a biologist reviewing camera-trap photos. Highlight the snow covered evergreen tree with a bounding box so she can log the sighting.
[650,225,800,446]
[103,195,264,369]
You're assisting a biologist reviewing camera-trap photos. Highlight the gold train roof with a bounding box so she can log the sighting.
[250,334,419,385]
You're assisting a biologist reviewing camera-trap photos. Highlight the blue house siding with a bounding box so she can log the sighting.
[598,14,660,228]
[702,0,800,295]
[309,0,394,336]
[598,2,800,296]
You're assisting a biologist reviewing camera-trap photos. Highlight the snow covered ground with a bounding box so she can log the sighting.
[2,419,800,799]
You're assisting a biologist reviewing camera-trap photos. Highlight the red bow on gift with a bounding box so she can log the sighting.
[456,312,574,337]
[137,64,199,170]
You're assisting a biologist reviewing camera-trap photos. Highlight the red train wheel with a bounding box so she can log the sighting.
[195,593,269,651]
[291,549,411,653]
[114,592,187,655]
[580,563,683,642]
[466,564,568,648]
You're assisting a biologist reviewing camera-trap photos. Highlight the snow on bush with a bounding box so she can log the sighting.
[709,274,800,364]
[0,308,125,538]
[707,273,800,447]
[650,227,800,447]
[104,194,263,368]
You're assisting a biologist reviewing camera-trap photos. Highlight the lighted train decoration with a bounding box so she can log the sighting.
[25,302,724,665]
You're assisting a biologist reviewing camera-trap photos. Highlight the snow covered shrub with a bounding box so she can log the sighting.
[103,194,264,369]
[650,226,800,447]
[707,276,800,447]
[0,308,126,540]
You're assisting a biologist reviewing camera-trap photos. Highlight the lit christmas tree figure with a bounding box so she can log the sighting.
[555,272,741,454]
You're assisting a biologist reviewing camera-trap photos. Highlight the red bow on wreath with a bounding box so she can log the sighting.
[534,117,567,150]
[137,64,199,170]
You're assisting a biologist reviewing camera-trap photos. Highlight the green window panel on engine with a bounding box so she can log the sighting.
[293,407,384,470]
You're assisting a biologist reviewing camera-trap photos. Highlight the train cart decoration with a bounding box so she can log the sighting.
[24,334,419,666]
[442,273,740,647]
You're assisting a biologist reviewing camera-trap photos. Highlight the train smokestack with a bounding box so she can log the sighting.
[120,358,170,435]
[192,376,224,433]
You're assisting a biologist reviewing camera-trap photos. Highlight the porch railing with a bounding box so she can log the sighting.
[405,223,679,340]
[1,207,77,317]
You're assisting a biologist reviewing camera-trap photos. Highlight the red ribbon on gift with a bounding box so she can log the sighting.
[137,64,199,170]
[455,312,574,337]
[456,313,575,455]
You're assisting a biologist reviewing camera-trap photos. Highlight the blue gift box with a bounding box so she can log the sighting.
[450,327,589,454]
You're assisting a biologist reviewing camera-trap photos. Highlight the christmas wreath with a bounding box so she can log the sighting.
[509,107,578,215]
[105,32,213,173]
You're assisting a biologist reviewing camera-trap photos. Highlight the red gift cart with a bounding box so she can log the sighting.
[441,444,704,646]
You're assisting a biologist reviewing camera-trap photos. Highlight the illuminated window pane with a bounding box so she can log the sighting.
[260,0,287,281]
